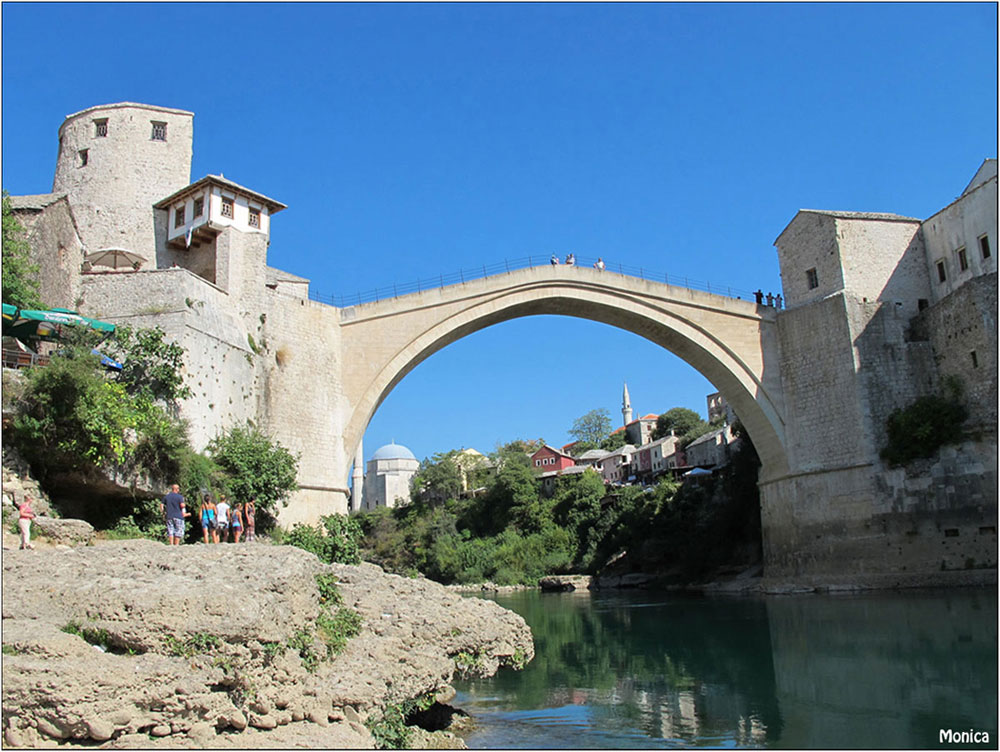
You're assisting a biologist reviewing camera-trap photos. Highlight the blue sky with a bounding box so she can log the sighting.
[2,3,996,465]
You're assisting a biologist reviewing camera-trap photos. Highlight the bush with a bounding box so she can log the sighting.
[207,423,298,519]
[881,382,969,466]
[284,514,363,565]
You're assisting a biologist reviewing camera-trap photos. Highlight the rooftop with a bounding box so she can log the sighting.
[154,174,287,213]
[8,193,67,211]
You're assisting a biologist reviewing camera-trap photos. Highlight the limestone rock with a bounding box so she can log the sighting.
[1,540,534,749]
[31,516,95,545]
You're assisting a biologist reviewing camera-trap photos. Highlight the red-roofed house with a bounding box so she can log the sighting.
[530,445,576,472]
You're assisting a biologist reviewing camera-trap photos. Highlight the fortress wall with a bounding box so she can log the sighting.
[53,104,193,255]
[259,292,350,526]
[909,272,998,430]
[12,198,84,310]
[79,268,257,451]
[774,293,870,472]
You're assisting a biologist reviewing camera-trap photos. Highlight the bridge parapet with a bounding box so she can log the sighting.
[310,254,769,308]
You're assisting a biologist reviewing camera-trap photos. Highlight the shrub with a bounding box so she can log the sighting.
[207,423,298,520]
[285,514,363,565]
[881,382,968,466]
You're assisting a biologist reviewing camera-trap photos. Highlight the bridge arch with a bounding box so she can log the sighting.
[339,266,788,486]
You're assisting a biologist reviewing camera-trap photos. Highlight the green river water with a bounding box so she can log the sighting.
[453,588,997,749]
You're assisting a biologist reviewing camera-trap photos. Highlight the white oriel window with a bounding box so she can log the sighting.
[175,205,185,228]
[221,197,234,219]
[192,196,204,218]
[248,207,261,228]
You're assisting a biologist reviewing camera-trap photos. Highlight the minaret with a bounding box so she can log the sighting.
[351,439,364,513]
[622,382,633,426]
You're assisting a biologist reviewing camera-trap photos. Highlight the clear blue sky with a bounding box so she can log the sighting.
[3,3,996,465]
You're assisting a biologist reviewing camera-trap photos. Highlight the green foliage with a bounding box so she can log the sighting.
[365,694,435,749]
[2,191,43,309]
[165,632,222,657]
[315,573,343,605]
[287,627,320,673]
[881,381,968,466]
[316,606,362,657]
[207,423,298,517]
[569,408,613,446]
[105,324,192,404]
[652,407,707,442]
[600,430,627,451]
[285,514,363,564]
[411,450,464,504]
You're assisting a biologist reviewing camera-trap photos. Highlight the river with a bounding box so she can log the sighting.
[453,588,997,749]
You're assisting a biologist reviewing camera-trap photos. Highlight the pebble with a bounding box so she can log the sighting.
[150,724,171,737]
[229,710,247,731]
[85,719,114,741]
[250,714,277,730]
[35,718,66,740]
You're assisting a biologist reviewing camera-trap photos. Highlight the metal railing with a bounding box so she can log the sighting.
[1,349,50,370]
[308,255,761,308]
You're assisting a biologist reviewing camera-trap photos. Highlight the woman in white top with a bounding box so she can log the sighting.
[215,496,231,543]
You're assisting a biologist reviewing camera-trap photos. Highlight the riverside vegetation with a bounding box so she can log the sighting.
[353,431,764,587]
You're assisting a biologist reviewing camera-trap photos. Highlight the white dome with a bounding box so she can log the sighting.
[371,442,417,462]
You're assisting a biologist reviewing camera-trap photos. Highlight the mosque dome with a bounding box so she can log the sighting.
[371,442,417,462]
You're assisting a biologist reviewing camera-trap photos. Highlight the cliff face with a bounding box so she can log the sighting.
[1,541,533,748]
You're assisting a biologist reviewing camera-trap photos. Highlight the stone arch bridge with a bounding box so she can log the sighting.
[281,264,787,510]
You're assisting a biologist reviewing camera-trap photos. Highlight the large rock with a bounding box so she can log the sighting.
[1,541,533,748]
[30,516,95,545]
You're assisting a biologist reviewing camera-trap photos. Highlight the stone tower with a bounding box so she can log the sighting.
[622,382,633,426]
[52,102,193,257]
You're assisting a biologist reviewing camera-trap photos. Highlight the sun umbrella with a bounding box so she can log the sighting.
[3,307,115,342]
[85,247,147,270]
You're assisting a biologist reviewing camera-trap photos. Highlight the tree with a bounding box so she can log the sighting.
[600,430,627,451]
[105,325,192,405]
[207,423,299,517]
[569,408,612,446]
[2,191,43,309]
[411,451,464,504]
[652,407,706,441]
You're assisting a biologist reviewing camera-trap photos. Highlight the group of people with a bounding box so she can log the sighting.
[550,253,605,270]
[753,290,783,308]
[160,484,256,546]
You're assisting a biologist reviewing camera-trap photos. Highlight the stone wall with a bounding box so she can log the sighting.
[909,272,998,431]
[11,196,83,310]
[921,175,998,303]
[52,103,193,256]
[79,268,259,451]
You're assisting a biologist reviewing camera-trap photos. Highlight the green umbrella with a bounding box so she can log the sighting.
[2,306,115,342]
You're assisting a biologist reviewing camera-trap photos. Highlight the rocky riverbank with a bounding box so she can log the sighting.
[1,540,534,748]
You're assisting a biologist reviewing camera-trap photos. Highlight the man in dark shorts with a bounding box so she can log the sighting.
[161,484,189,545]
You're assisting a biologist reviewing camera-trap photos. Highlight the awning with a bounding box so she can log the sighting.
[2,307,115,342]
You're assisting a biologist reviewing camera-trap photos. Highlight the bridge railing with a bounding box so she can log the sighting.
[308,254,761,308]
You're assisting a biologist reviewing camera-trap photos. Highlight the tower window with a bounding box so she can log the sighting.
[174,205,185,228]
[248,207,261,228]
[192,196,204,218]
[970,350,979,369]
[936,260,947,283]
[151,121,167,141]
[78,149,88,167]
[980,235,991,259]
[94,119,108,137]
[806,267,819,289]
[957,247,968,272]
[221,197,234,219]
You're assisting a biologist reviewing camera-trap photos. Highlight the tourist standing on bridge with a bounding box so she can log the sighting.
[594,258,605,271]
[550,254,560,265]
[566,253,576,266]
[754,289,764,305]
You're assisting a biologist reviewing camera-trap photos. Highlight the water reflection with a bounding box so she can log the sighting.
[455,588,997,749]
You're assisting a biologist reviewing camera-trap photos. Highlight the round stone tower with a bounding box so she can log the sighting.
[52,102,193,258]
